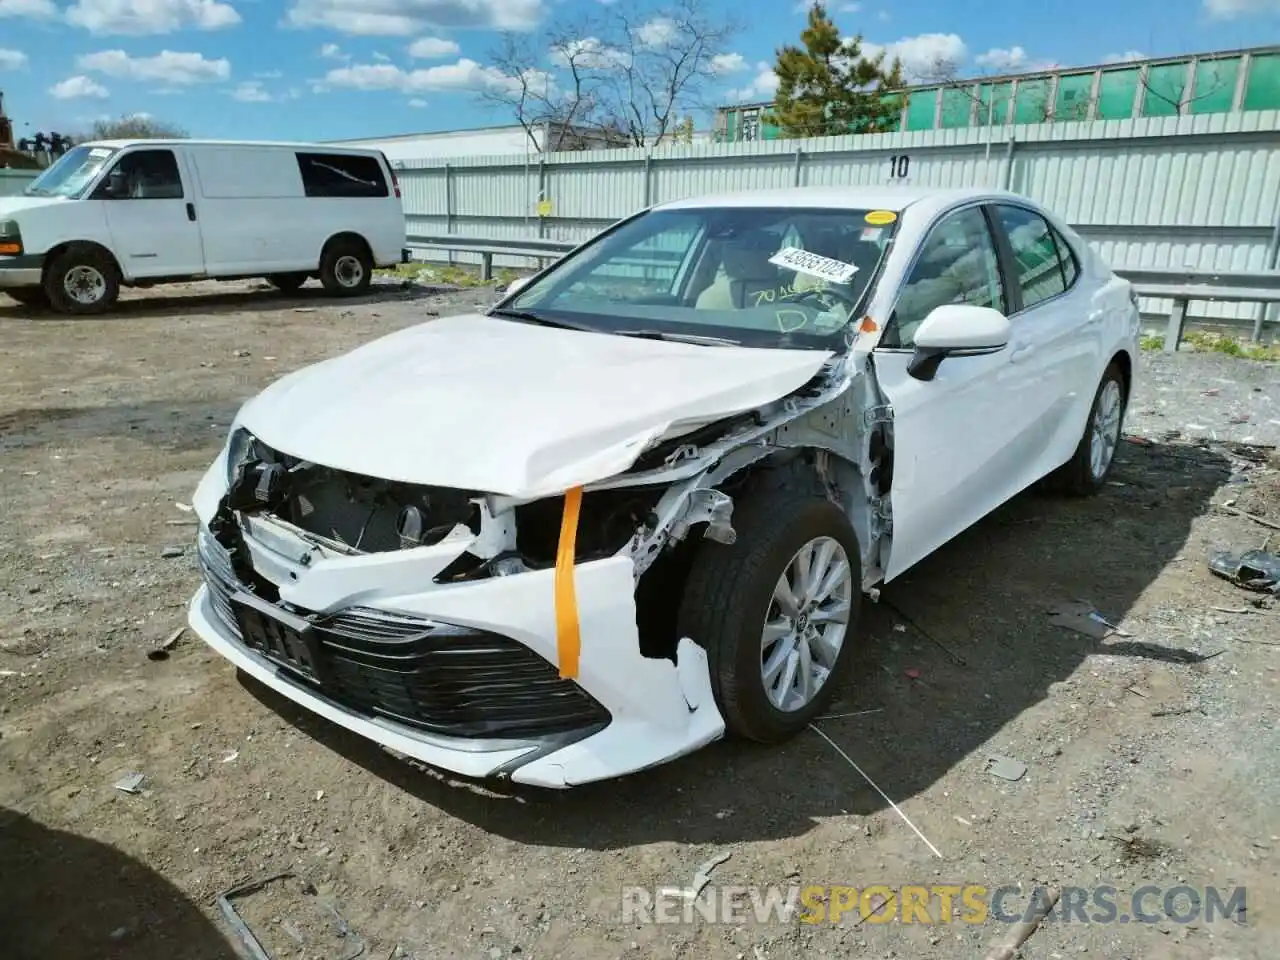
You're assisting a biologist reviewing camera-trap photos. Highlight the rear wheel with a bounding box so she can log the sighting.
[677,476,863,743]
[44,246,120,315]
[1055,361,1127,495]
[318,239,373,297]
[267,272,309,293]
[5,288,50,310]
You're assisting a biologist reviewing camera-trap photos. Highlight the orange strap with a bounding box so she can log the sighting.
[554,486,583,679]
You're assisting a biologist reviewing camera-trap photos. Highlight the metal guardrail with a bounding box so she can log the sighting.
[405,233,1280,351]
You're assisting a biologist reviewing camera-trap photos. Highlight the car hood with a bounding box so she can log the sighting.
[235,313,833,499]
[0,194,67,218]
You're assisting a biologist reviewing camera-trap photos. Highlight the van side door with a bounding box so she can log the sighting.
[94,147,206,279]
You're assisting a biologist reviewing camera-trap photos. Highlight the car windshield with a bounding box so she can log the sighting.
[504,205,898,350]
[23,144,117,198]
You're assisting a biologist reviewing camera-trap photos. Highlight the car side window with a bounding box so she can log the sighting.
[882,206,1005,349]
[994,205,1078,310]
[100,149,184,200]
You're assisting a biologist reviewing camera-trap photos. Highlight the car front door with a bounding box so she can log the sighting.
[96,148,205,279]
[989,203,1097,472]
[870,203,1047,582]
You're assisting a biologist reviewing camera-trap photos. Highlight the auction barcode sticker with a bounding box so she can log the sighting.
[768,247,859,285]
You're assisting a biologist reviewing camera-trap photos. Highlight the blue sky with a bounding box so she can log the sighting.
[0,0,1277,142]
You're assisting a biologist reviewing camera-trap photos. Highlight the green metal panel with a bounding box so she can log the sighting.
[1096,68,1140,119]
[1243,52,1280,111]
[940,87,972,128]
[976,81,1014,125]
[1055,73,1095,120]
[725,110,737,141]
[878,93,905,132]
[1014,78,1052,123]
[1191,57,1240,114]
[1142,62,1188,117]
[905,88,937,130]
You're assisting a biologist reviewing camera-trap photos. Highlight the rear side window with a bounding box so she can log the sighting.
[994,205,1078,310]
[295,152,388,198]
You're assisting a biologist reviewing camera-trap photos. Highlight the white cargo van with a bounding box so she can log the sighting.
[0,139,409,314]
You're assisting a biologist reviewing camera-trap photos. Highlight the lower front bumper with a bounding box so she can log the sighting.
[0,253,43,288]
[187,525,725,787]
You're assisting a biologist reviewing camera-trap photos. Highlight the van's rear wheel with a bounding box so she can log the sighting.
[268,272,309,293]
[44,247,120,315]
[319,239,372,297]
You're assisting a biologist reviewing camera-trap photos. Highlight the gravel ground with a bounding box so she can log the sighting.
[0,282,1277,960]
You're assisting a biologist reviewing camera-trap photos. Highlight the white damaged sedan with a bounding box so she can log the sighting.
[187,185,1140,787]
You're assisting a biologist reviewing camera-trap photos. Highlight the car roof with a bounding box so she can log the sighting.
[656,185,1024,215]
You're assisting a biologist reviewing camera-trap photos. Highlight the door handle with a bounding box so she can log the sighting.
[186,202,196,221]
[1009,344,1034,362]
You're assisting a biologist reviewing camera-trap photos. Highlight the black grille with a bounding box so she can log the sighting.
[197,533,610,740]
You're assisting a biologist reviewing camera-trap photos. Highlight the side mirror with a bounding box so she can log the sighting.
[907,304,1010,381]
[502,275,532,297]
[100,172,127,199]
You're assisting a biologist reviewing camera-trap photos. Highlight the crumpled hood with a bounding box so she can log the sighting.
[0,194,67,218]
[236,313,833,499]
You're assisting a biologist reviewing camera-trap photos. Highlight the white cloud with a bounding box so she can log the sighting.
[1104,50,1145,63]
[322,57,540,96]
[0,48,28,69]
[65,0,240,35]
[319,42,346,59]
[725,61,778,103]
[0,0,57,19]
[408,97,427,107]
[635,16,676,48]
[372,51,391,61]
[79,49,232,84]
[255,68,283,79]
[711,52,746,74]
[974,46,1027,72]
[408,35,459,58]
[550,36,628,69]
[1204,0,1280,17]
[876,9,889,21]
[50,75,110,98]
[285,0,543,36]
[861,32,966,80]
[231,80,273,101]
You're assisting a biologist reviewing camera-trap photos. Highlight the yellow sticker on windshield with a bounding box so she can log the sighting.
[865,210,897,225]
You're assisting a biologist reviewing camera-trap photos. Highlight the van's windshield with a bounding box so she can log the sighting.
[23,145,118,198]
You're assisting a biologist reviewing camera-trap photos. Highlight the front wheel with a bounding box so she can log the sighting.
[318,240,373,297]
[44,246,120,315]
[677,480,863,743]
[1054,362,1128,495]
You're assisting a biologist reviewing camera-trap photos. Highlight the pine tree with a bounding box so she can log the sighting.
[767,3,905,138]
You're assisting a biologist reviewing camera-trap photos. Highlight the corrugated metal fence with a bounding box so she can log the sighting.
[0,169,37,196]
[397,111,1280,325]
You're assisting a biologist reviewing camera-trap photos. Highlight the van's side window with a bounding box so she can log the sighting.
[99,149,184,200]
[296,153,389,199]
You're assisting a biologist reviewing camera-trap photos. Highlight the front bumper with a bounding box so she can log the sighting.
[0,253,44,288]
[187,514,724,787]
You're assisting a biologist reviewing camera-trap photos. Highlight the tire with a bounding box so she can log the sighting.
[1054,361,1128,495]
[677,472,863,743]
[318,238,373,297]
[43,246,120,315]
[5,288,50,310]
[267,272,309,293]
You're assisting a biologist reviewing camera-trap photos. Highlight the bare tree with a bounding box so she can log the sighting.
[88,115,189,140]
[481,0,740,151]
[916,56,1063,125]
[1136,59,1234,116]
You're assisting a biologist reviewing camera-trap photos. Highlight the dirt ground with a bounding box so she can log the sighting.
[1,280,1278,960]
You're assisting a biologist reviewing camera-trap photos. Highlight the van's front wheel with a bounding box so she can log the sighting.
[319,239,373,297]
[44,247,120,315]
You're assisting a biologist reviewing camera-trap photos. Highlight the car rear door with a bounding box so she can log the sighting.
[98,146,205,278]
[869,203,1047,582]
[988,202,1100,471]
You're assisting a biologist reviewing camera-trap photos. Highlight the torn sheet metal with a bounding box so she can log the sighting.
[1209,549,1280,594]
[1047,600,1132,640]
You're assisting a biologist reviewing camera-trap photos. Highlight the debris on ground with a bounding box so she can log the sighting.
[663,850,733,902]
[1209,549,1280,594]
[985,755,1028,782]
[982,886,1061,960]
[159,546,185,559]
[113,772,146,794]
[1047,600,1132,639]
[146,626,185,661]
